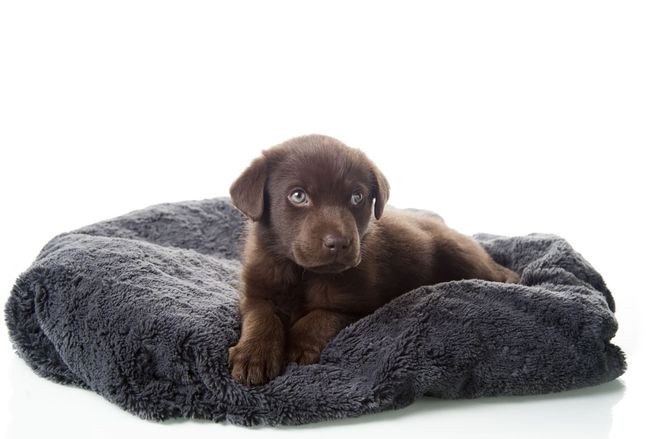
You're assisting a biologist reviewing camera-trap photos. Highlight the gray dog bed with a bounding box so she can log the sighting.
[5,198,626,426]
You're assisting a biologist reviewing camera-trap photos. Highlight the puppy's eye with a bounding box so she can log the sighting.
[288,189,308,205]
[350,192,364,206]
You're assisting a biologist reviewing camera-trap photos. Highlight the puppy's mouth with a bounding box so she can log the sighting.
[292,248,362,274]
[291,240,361,274]
[304,260,360,274]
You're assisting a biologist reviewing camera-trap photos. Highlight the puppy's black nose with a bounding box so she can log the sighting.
[322,234,351,254]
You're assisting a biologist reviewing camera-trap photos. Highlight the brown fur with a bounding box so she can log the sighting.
[228,134,519,386]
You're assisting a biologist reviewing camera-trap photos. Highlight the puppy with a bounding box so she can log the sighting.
[228,134,519,387]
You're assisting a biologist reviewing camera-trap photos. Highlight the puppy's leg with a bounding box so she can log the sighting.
[286,309,358,365]
[441,231,520,283]
[228,296,285,386]
[495,264,520,283]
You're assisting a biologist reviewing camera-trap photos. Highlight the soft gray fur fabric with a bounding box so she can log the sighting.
[5,198,625,426]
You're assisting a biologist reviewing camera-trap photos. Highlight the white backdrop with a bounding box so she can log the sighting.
[1,1,658,438]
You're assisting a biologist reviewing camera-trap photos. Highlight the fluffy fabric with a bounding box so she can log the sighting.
[4,198,625,426]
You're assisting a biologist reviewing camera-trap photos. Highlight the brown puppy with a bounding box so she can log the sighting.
[228,134,519,387]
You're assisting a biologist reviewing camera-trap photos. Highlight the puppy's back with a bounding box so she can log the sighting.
[364,206,515,299]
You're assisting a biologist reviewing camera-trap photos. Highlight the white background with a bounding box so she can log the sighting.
[1,1,658,438]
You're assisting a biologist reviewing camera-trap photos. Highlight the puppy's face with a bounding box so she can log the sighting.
[230,135,389,274]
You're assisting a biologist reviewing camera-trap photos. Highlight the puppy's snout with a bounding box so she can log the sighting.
[322,234,351,254]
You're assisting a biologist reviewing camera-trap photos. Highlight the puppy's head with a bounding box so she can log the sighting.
[230,134,389,274]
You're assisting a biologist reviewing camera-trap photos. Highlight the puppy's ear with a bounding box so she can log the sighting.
[230,155,268,221]
[371,166,390,220]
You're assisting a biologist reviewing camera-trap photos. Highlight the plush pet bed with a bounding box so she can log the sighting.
[5,198,626,426]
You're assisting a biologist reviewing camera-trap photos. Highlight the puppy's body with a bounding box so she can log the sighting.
[247,208,516,326]
[228,135,519,387]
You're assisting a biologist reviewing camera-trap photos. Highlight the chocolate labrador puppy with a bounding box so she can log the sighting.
[228,134,519,386]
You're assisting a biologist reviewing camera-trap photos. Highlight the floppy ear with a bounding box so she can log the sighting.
[371,165,390,220]
[230,155,268,221]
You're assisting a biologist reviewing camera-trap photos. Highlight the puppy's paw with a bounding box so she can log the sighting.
[286,341,321,365]
[491,265,520,284]
[228,339,283,387]
[502,268,520,284]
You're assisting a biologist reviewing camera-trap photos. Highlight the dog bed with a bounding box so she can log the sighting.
[4,197,626,426]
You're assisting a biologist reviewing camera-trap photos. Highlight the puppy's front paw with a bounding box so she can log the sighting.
[228,339,283,387]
